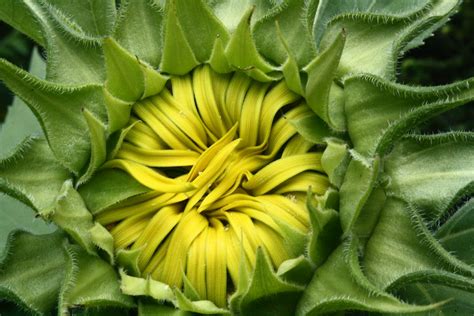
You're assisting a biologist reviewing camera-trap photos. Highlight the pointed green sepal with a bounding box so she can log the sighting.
[174,289,230,315]
[160,1,199,75]
[209,36,232,73]
[103,37,145,102]
[306,190,342,266]
[116,247,142,277]
[321,138,350,188]
[77,109,107,186]
[120,270,175,302]
[304,30,346,131]
[90,222,115,265]
[276,255,314,286]
[339,154,380,233]
[225,7,276,77]
[237,248,303,316]
[173,0,230,62]
[103,88,134,133]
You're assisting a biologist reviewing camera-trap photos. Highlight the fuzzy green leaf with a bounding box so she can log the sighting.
[114,0,164,67]
[436,198,474,265]
[0,58,107,172]
[0,0,45,44]
[253,0,315,67]
[58,244,134,315]
[0,230,67,315]
[0,138,70,213]
[345,75,474,156]
[385,133,474,220]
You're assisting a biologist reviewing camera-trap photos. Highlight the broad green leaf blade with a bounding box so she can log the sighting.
[289,111,332,145]
[363,198,473,291]
[296,239,439,315]
[0,138,70,213]
[0,48,44,157]
[0,230,67,316]
[312,0,430,48]
[344,75,474,156]
[0,48,54,254]
[237,248,303,316]
[435,198,474,265]
[317,0,459,79]
[385,133,474,220]
[0,0,44,44]
[253,0,315,67]
[0,59,107,172]
[114,0,164,67]
[40,0,116,39]
[387,270,474,315]
[58,244,134,315]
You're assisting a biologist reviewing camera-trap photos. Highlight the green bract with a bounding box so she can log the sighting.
[0,0,473,315]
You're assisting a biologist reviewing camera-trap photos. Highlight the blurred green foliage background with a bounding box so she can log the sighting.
[0,0,473,131]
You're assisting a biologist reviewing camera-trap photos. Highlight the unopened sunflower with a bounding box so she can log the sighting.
[0,0,473,315]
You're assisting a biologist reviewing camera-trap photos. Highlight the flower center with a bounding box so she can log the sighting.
[95,65,329,306]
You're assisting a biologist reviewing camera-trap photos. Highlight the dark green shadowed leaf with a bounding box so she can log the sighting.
[237,248,303,316]
[0,230,67,316]
[0,138,70,213]
[0,58,107,173]
[253,0,315,67]
[385,133,474,221]
[58,244,135,315]
[436,198,474,265]
[114,0,164,67]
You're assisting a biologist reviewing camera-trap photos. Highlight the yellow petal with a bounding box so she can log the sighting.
[206,219,227,307]
[225,72,251,125]
[274,171,330,195]
[103,159,195,193]
[239,82,270,147]
[116,142,200,167]
[186,227,208,300]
